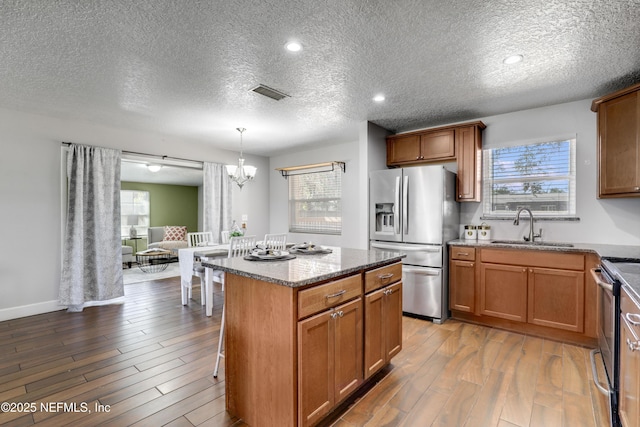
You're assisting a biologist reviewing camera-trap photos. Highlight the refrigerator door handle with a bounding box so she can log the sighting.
[394,176,401,235]
[404,267,441,276]
[370,242,440,252]
[403,175,409,235]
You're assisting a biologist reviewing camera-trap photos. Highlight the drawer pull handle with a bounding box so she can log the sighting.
[627,338,640,351]
[378,273,394,281]
[457,252,469,256]
[326,290,346,299]
[626,313,640,326]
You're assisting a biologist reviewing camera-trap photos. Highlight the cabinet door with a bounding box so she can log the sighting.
[298,310,334,427]
[455,126,481,201]
[364,287,385,379]
[387,134,421,165]
[334,298,363,403]
[449,259,476,313]
[619,313,640,427]
[527,268,584,332]
[480,263,527,322]
[384,281,403,361]
[421,129,455,160]
[598,90,640,197]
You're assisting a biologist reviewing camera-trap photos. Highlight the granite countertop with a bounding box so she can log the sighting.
[202,246,405,288]
[448,239,640,301]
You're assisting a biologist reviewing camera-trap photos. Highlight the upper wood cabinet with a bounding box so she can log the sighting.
[387,129,455,164]
[386,121,485,202]
[592,82,640,198]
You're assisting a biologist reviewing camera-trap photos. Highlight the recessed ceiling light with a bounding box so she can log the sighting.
[147,164,162,172]
[503,54,523,65]
[285,41,302,52]
[373,94,385,102]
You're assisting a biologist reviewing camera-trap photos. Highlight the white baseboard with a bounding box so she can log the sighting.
[0,300,65,322]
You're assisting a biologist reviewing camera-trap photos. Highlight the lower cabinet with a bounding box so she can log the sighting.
[620,286,640,427]
[298,298,363,427]
[450,246,591,341]
[364,281,402,379]
[480,263,528,322]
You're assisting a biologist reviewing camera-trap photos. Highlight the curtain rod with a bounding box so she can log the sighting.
[61,142,204,167]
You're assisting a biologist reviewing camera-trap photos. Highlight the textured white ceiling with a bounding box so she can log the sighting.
[1,0,639,156]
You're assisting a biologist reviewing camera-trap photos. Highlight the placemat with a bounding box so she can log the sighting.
[243,254,297,262]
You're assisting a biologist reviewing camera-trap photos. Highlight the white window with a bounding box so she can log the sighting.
[288,168,342,235]
[483,138,576,218]
[121,190,150,237]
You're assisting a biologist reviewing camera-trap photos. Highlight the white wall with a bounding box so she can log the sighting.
[461,99,640,245]
[0,107,269,321]
[269,140,363,248]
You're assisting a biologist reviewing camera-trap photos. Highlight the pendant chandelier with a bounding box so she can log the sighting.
[225,127,257,189]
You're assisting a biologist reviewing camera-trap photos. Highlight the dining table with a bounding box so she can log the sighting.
[178,244,229,316]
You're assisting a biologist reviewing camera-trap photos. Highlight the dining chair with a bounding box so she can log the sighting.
[183,231,215,303]
[187,231,214,247]
[220,230,230,244]
[213,235,256,378]
[263,233,287,250]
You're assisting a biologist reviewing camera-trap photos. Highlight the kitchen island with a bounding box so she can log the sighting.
[202,247,405,427]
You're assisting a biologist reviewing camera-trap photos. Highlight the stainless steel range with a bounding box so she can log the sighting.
[591,258,640,427]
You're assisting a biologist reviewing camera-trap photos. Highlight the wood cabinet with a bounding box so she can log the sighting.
[363,263,402,379]
[480,262,528,322]
[455,125,483,201]
[298,298,363,427]
[387,129,454,164]
[386,121,485,202]
[449,247,477,313]
[528,267,584,332]
[449,246,594,345]
[224,260,403,427]
[364,281,402,379]
[592,82,640,198]
[620,286,640,427]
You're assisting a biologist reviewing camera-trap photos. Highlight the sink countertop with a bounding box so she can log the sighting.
[202,246,405,288]
[449,239,640,301]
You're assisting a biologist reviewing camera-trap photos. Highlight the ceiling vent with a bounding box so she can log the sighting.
[250,84,289,101]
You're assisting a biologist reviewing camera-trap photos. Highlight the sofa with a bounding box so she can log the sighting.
[147,226,189,253]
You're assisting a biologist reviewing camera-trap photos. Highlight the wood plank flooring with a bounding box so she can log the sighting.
[0,277,609,426]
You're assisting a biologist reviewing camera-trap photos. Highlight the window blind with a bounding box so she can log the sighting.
[288,168,342,234]
[483,138,576,217]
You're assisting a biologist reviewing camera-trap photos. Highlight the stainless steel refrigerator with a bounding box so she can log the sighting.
[369,165,459,322]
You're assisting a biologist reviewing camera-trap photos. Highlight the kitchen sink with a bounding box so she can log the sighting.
[490,240,574,248]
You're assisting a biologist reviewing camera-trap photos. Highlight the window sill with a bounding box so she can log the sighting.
[480,216,580,222]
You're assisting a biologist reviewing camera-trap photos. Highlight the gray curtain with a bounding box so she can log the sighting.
[203,162,232,243]
[59,144,124,311]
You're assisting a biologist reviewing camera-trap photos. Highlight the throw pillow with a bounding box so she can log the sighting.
[163,226,187,241]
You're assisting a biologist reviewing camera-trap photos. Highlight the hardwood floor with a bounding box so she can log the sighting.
[0,277,609,426]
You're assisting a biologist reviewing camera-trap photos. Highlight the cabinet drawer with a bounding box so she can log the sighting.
[451,246,476,261]
[364,263,402,293]
[298,275,362,319]
[622,286,640,337]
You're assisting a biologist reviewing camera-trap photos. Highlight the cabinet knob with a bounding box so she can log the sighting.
[331,312,339,319]
[635,187,640,191]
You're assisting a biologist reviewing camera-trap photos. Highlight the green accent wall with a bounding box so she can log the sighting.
[121,182,199,250]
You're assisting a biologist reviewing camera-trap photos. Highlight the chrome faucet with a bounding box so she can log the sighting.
[513,208,542,242]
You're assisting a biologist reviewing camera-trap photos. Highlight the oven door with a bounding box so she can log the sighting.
[590,267,620,427]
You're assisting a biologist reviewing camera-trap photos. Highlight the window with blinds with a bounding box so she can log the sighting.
[121,190,150,237]
[483,138,576,217]
[288,168,342,234]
